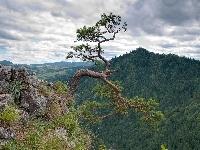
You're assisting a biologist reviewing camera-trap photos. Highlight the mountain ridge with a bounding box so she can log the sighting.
[77,47,200,150]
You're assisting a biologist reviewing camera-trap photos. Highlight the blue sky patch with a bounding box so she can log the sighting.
[0,48,7,54]
[31,39,40,43]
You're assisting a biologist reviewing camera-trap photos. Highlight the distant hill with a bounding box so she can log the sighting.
[0,60,92,68]
[77,48,200,150]
[30,61,92,67]
[0,61,93,82]
[0,60,13,65]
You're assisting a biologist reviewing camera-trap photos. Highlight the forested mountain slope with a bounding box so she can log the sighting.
[77,48,200,150]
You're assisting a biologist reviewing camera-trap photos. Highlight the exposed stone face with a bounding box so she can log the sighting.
[0,65,47,115]
[17,109,29,124]
[0,127,15,147]
[0,65,53,147]
[0,94,13,111]
[21,86,47,115]
[0,127,14,139]
[0,81,9,94]
[25,75,41,87]
[0,65,69,147]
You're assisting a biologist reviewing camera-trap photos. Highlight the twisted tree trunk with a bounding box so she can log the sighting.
[65,68,132,109]
[66,69,107,99]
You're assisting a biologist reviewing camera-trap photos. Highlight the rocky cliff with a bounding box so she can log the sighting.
[0,64,49,146]
[0,64,91,149]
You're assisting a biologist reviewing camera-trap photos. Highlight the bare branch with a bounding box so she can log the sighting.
[66,69,107,98]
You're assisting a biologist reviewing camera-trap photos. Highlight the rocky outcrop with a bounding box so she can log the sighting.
[0,64,57,147]
[0,64,48,115]
[0,64,93,150]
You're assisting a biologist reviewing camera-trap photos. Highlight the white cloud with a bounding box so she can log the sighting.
[0,0,200,64]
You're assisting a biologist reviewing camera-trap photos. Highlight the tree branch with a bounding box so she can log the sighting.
[66,68,132,110]
[66,69,107,99]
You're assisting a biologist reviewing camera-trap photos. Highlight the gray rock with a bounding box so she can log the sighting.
[17,109,29,123]
[0,66,12,82]
[0,127,15,139]
[21,86,47,115]
[0,94,13,111]
[11,67,28,81]
[0,81,9,94]
[25,76,41,87]
[0,127,15,148]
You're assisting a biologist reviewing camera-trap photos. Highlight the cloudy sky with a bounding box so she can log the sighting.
[0,0,200,64]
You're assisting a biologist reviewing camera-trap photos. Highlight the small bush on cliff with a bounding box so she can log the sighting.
[54,81,68,95]
[37,82,52,97]
[5,80,24,105]
[4,106,92,150]
[0,106,20,125]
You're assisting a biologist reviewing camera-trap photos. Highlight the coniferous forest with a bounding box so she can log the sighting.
[77,48,200,150]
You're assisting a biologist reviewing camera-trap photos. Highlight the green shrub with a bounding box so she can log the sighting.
[5,80,24,105]
[54,81,68,95]
[161,144,168,150]
[0,106,20,124]
[37,83,52,97]
[45,102,62,119]
[4,107,91,150]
